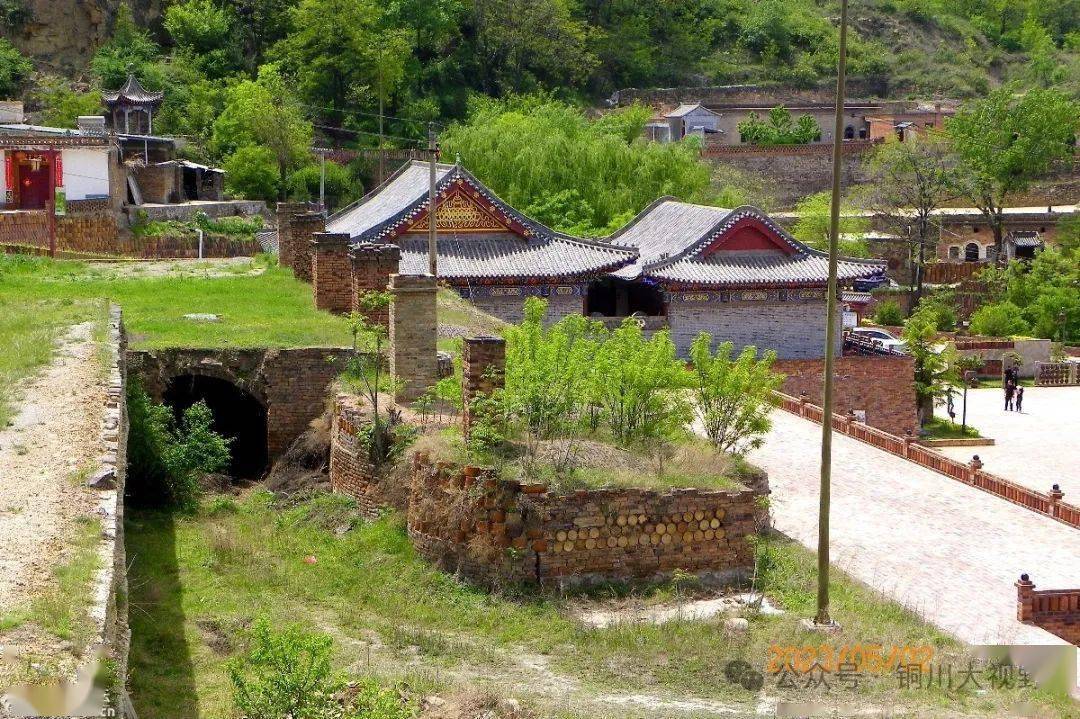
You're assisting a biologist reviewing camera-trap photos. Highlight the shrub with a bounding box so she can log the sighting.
[223,145,280,201]
[872,300,904,326]
[969,301,1030,337]
[126,383,231,510]
[287,162,361,211]
[0,38,32,97]
[229,619,340,719]
[689,334,782,455]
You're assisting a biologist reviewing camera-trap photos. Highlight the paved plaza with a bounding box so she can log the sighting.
[748,408,1080,648]
[936,385,1080,497]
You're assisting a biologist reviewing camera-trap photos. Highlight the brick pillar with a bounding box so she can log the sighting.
[311,232,353,313]
[349,243,401,326]
[1049,484,1064,520]
[462,336,506,438]
[290,211,325,283]
[389,274,438,403]
[1016,574,1035,622]
[275,201,306,268]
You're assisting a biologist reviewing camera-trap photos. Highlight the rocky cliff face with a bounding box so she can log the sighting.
[1,0,165,75]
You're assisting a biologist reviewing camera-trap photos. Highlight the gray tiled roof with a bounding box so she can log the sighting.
[395,233,633,280]
[335,161,636,281]
[666,103,717,118]
[102,74,164,105]
[608,199,884,287]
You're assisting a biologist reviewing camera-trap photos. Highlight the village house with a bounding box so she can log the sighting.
[296,161,885,360]
[934,206,1075,264]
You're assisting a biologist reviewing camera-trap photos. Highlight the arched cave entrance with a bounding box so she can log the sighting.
[163,374,269,479]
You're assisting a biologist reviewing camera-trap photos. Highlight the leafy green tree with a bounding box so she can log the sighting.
[213,63,313,198]
[1018,18,1065,87]
[947,87,1079,259]
[861,132,955,303]
[467,0,597,94]
[32,76,102,128]
[969,301,1031,337]
[590,319,691,445]
[872,300,904,326]
[790,191,871,257]
[502,297,604,438]
[231,0,303,69]
[442,97,720,236]
[0,38,31,98]
[273,0,410,118]
[737,106,820,146]
[164,0,242,77]
[90,4,162,89]
[287,162,360,210]
[901,307,958,426]
[977,248,1079,342]
[689,334,781,455]
[223,146,281,201]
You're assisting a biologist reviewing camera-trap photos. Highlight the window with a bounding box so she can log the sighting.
[972,226,980,233]
[964,242,980,262]
[844,126,855,140]
[948,245,960,260]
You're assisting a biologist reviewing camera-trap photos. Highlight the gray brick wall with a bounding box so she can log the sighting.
[469,291,583,325]
[668,300,841,359]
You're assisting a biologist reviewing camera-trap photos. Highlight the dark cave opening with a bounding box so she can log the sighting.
[163,374,269,479]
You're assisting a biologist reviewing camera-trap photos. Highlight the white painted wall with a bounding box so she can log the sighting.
[62,148,111,200]
[0,150,7,198]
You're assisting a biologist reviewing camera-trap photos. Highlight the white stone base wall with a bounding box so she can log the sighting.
[668,300,841,359]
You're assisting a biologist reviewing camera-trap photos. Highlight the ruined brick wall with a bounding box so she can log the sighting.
[290,212,325,283]
[405,455,765,588]
[349,244,401,324]
[390,274,438,402]
[772,355,918,436]
[462,336,505,438]
[56,212,120,254]
[275,201,308,269]
[668,299,841,360]
[311,232,352,313]
[329,394,385,519]
[0,210,49,251]
[128,346,345,461]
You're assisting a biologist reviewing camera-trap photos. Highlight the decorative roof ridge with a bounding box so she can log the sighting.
[327,159,452,224]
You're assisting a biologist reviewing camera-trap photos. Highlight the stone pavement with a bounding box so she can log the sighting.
[748,408,1080,647]
[937,385,1080,497]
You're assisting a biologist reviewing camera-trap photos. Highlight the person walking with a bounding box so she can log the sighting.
[1005,381,1015,411]
[1016,385,1024,413]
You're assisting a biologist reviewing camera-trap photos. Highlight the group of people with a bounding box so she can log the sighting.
[1003,367,1025,412]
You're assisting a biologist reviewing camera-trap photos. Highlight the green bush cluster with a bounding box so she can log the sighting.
[872,300,905,327]
[127,382,231,510]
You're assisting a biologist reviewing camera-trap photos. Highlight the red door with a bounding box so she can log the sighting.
[16,161,51,209]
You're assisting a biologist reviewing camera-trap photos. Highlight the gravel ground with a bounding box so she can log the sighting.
[0,322,102,614]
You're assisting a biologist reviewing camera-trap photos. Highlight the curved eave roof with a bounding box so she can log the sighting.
[102,74,164,105]
[337,161,636,281]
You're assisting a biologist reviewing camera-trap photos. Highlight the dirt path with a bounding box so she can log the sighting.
[0,322,103,613]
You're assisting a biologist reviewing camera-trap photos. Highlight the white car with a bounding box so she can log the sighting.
[849,327,907,353]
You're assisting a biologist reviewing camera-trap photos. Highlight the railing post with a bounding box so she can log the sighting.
[845,409,857,435]
[1016,573,1035,622]
[798,392,808,418]
[1049,484,1064,519]
[902,429,912,459]
[968,454,983,485]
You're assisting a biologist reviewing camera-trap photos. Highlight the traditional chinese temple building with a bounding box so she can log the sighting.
[102,73,164,135]
[299,161,883,359]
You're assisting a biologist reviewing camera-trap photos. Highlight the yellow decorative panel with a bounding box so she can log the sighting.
[408,192,509,233]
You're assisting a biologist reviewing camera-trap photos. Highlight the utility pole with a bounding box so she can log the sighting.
[815,0,850,629]
[427,122,438,277]
[378,59,386,186]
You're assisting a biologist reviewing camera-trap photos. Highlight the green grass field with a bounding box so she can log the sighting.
[0,254,354,351]
[124,492,1075,719]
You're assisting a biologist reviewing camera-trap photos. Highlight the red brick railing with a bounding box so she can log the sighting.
[923,262,987,285]
[1016,575,1080,645]
[774,391,1079,530]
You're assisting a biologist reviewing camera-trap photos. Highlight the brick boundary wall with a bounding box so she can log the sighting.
[274,201,306,269]
[1016,575,1080,646]
[405,454,766,588]
[775,391,1080,529]
[329,394,384,519]
[701,139,881,157]
[349,244,401,324]
[772,356,919,436]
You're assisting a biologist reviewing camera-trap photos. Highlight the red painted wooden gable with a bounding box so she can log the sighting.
[700,215,797,257]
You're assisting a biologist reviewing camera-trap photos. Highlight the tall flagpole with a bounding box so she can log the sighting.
[816,0,849,627]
